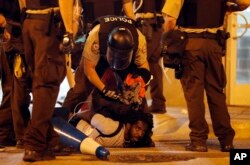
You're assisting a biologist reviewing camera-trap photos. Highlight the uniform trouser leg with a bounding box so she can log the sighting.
[0,48,15,145]
[204,49,235,146]
[146,25,166,108]
[22,18,66,151]
[149,62,165,108]
[180,49,209,145]
[63,59,94,113]
[181,39,235,145]
[11,75,31,141]
[24,64,65,151]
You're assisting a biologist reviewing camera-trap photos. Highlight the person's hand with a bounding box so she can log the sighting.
[101,86,121,101]
[60,32,74,54]
[0,14,10,42]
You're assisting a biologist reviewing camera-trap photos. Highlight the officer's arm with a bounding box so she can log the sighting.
[0,14,10,41]
[58,0,74,34]
[161,0,183,32]
[18,0,26,10]
[162,14,177,32]
[122,0,136,20]
[84,58,105,91]
[83,25,105,91]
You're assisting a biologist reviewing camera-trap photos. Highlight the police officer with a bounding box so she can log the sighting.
[0,0,30,150]
[21,0,75,162]
[161,0,248,152]
[63,15,150,116]
[62,0,137,113]
[1,0,31,150]
[0,3,16,147]
[123,0,167,114]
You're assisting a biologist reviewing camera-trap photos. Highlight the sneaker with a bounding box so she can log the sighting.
[185,143,208,152]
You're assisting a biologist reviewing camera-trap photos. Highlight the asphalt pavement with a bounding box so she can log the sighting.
[1,106,250,165]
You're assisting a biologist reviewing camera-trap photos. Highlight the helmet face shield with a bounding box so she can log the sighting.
[106,26,134,70]
[106,46,133,70]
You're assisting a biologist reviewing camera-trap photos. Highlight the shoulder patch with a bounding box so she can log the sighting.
[141,43,147,54]
[91,41,100,54]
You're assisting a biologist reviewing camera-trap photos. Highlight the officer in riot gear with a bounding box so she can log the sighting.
[162,0,248,153]
[63,15,150,115]
[123,0,167,114]
[106,27,134,70]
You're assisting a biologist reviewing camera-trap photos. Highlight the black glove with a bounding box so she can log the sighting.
[101,86,121,101]
[60,32,74,54]
[132,68,152,85]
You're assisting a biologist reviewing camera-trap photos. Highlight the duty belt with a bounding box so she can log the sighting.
[186,32,217,40]
[26,7,59,19]
[26,7,59,14]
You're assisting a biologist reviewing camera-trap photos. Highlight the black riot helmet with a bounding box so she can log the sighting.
[106,26,134,70]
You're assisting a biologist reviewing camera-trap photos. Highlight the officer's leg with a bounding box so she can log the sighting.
[147,27,166,113]
[205,42,235,148]
[0,47,15,146]
[63,59,94,113]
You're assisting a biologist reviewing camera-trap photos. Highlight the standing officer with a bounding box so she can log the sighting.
[21,0,75,162]
[161,0,248,152]
[123,0,167,114]
[0,0,31,150]
[0,5,16,147]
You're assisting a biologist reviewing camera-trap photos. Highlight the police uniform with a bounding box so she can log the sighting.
[22,0,66,159]
[0,0,24,147]
[163,0,235,151]
[63,16,148,113]
[125,0,167,113]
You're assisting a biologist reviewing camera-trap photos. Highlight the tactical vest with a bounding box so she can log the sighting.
[92,15,139,79]
[177,0,227,28]
[93,16,138,58]
[135,0,165,13]
[81,0,123,23]
[26,0,58,10]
